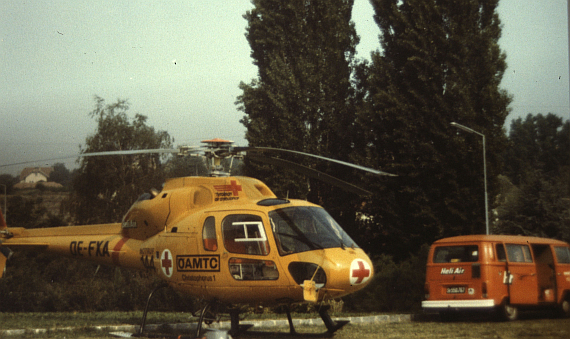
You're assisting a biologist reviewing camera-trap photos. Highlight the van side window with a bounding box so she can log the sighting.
[496,244,507,261]
[554,246,570,263]
[433,245,479,263]
[506,244,533,263]
[202,216,217,251]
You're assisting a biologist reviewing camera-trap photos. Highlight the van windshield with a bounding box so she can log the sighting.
[433,245,479,263]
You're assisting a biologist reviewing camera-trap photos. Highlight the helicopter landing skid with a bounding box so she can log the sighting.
[283,305,349,337]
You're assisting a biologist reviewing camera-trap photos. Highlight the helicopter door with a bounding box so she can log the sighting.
[222,214,280,281]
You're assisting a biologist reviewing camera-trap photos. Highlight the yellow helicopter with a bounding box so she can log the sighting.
[0,139,394,337]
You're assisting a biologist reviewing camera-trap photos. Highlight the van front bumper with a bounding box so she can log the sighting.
[422,299,496,312]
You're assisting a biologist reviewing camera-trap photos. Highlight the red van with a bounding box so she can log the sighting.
[422,235,570,320]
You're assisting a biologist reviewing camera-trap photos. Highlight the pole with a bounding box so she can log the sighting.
[482,135,489,235]
[450,122,490,235]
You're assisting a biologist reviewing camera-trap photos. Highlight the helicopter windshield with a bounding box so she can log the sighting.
[269,206,358,256]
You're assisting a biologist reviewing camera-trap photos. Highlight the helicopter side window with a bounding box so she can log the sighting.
[202,216,217,251]
[223,215,269,256]
[229,258,279,280]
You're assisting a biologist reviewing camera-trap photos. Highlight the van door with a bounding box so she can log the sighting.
[505,243,538,305]
[553,246,570,300]
[532,244,557,303]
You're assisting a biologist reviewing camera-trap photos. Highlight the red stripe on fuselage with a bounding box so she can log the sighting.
[112,237,129,266]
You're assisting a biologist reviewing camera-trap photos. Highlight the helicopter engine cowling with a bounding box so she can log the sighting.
[120,191,171,240]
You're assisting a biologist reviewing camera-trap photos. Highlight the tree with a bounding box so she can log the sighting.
[237,0,360,198]
[0,174,18,195]
[164,155,209,178]
[495,113,570,241]
[502,113,569,185]
[237,0,366,240]
[66,96,173,224]
[355,0,511,258]
[49,163,72,188]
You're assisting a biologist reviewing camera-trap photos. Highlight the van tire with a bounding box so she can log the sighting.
[559,298,570,318]
[501,302,518,321]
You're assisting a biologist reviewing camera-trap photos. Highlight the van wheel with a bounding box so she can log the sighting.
[501,302,518,321]
[559,298,570,318]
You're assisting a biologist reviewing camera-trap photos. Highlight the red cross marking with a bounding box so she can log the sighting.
[162,251,172,275]
[214,180,243,196]
[228,180,242,196]
[352,261,370,284]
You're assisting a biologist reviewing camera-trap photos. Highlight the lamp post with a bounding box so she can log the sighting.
[450,122,489,235]
[0,184,5,223]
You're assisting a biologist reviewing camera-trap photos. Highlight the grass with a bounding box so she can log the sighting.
[1,311,569,339]
[0,311,383,330]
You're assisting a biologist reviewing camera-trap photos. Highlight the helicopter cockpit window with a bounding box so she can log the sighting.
[222,215,269,256]
[269,206,358,256]
[202,216,217,251]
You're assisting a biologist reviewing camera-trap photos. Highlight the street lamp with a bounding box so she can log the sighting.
[0,184,5,223]
[450,122,489,235]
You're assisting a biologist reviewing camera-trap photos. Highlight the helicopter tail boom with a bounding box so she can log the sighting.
[0,209,12,277]
[0,222,147,275]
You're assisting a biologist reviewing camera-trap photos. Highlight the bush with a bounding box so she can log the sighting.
[0,251,195,312]
[343,244,429,313]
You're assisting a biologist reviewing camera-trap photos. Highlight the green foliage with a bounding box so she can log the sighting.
[6,195,47,229]
[237,1,366,255]
[354,0,511,259]
[496,114,570,242]
[502,113,569,185]
[238,0,360,198]
[343,244,429,312]
[49,163,72,188]
[165,155,208,177]
[66,96,173,224]
[0,251,195,312]
[0,174,18,195]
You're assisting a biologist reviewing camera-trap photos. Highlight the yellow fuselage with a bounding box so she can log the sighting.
[1,176,373,307]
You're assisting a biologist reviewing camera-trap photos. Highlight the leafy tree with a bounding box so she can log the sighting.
[0,174,18,195]
[502,113,569,185]
[66,96,173,224]
[4,195,46,229]
[495,114,570,241]
[165,155,209,178]
[355,0,511,258]
[49,163,72,188]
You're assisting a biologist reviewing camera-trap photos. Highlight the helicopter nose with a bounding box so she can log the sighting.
[327,249,374,294]
[348,257,373,286]
[317,248,374,298]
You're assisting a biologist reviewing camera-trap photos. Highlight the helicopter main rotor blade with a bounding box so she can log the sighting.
[0,147,193,169]
[235,147,396,177]
[248,155,373,196]
[80,148,181,157]
[0,155,80,168]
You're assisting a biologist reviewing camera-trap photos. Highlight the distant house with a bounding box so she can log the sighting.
[14,167,63,190]
[20,167,54,183]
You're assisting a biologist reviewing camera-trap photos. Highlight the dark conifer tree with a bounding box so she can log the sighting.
[496,113,570,241]
[237,0,362,232]
[356,0,511,257]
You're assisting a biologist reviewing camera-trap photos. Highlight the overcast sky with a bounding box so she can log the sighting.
[1,0,568,176]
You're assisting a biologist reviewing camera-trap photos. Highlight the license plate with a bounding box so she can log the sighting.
[446,286,466,294]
